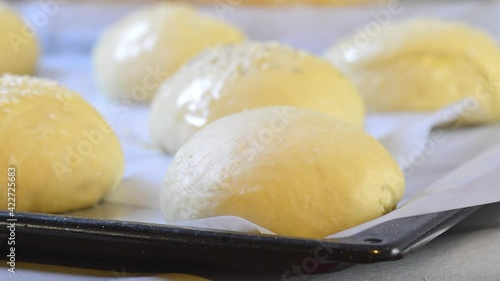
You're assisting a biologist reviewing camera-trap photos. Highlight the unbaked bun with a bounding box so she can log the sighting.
[325,18,500,124]
[0,3,39,75]
[93,3,245,103]
[0,75,124,213]
[150,41,365,154]
[160,106,404,239]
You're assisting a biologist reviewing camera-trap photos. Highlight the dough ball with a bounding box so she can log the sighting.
[160,106,404,239]
[0,3,39,75]
[93,3,245,103]
[150,41,365,154]
[325,18,500,124]
[0,75,124,213]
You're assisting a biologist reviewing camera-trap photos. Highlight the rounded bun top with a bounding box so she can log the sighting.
[0,74,124,213]
[327,18,500,75]
[325,18,500,121]
[101,3,245,63]
[0,4,39,75]
[93,3,245,102]
[1,74,63,96]
[160,106,404,238]
[150,41,365,153]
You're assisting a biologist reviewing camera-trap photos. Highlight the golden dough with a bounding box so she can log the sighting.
[93,3,245,103]
[160,106,404,239]
[0,75,124,213]
[150,41,365,154]
[325,18,500,124]
[0,3,39,75]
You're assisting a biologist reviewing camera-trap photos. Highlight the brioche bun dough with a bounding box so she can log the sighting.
[0,75,124,213]
[93,3,245,103]
[150,41,365,154]
[0,3,39,75]
[160,106,404,238]
[325,18,500,124]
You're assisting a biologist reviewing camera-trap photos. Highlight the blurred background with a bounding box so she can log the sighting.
[5,0,500,56]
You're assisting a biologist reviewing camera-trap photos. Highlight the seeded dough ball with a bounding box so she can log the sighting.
[0,3,39,75]
[93,3,245,103]
[325,18,500,124]
[160,106,404,239]
[150,41,365,154]
[0,75,124,213]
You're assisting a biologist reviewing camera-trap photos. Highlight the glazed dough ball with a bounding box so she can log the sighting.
[160,106,404,239]
[325,18,500,124]
[0,3,39,75]
[0,75,124,213]
[150,41,365,154]
[93,3,245,103]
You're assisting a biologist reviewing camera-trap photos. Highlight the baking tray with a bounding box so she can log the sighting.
[0,206,480,274]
